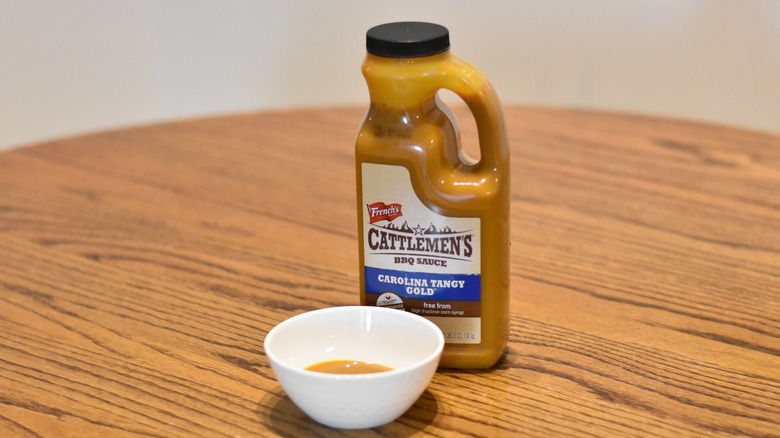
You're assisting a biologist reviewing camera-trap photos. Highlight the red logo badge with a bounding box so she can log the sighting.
[367,202,403,224]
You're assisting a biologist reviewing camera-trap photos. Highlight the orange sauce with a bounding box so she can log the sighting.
[357,24,510,369]
[305,360,393,374]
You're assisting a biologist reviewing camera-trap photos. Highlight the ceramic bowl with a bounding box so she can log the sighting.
[263,306,444,429]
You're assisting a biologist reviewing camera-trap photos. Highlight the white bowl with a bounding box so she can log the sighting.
[263,306,444,429]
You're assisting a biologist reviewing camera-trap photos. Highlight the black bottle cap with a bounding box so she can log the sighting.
[366,22,450,58]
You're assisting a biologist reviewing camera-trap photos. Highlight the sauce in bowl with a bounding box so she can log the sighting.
[306,360,393,374]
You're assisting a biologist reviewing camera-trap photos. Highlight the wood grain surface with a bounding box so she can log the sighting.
[0,107,778,437]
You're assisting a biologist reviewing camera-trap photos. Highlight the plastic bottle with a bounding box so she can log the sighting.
[356,22,510,368]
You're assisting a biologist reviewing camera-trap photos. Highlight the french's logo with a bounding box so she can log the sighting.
[367,202,403,224]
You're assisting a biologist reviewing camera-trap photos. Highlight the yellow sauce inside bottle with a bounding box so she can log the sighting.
[356,49,510,369]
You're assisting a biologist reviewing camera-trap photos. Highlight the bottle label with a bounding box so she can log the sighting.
[362,163,481,344]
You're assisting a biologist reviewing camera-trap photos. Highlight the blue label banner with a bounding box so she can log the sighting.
[365,266,481,301]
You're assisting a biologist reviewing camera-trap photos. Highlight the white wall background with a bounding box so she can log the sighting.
[1,1,779,151]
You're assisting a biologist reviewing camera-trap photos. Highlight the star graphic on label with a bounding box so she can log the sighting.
[412,224,426,236]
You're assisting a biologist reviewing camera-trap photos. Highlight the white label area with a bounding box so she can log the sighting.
[361,163,481,344]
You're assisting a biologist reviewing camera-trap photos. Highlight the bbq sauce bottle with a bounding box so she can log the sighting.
[356,22,510,368]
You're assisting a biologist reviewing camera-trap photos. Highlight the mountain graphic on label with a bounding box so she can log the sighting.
[381,222,465,235]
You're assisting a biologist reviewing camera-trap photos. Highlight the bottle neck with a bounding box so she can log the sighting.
[362,52,451,109]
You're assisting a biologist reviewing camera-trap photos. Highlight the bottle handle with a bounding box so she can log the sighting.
[440,55,508,172]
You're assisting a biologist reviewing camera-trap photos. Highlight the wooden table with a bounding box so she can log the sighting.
[0,107,778,437]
